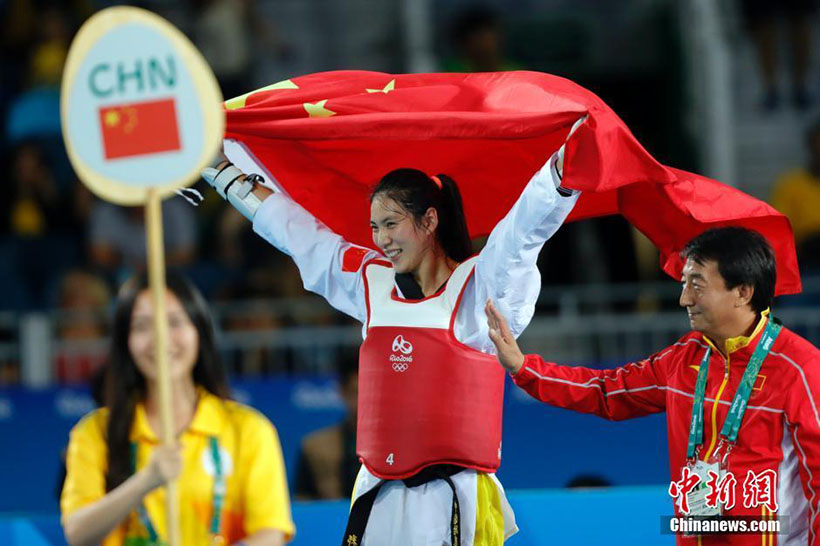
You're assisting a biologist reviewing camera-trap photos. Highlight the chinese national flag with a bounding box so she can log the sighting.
[223,70,801,295]
[99,98,181,159]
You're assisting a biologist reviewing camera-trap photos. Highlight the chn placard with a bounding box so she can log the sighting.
[61,6,224,204]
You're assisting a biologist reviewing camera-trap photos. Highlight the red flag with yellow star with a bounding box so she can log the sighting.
[223,70,801,295]
[99,98,181,159]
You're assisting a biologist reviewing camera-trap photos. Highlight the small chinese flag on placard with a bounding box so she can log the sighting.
[98,98,181,159]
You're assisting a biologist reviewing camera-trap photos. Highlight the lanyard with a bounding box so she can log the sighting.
[130,437,225,544]
[686,321,781,460]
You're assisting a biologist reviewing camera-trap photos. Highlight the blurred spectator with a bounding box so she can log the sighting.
[539,217,641,305]
[54,269,111,383]
[2,0,40,114]
[215,207,252,267]
[294,355,359,499]
[3,2,91,143]
[8,141,67,236]
[88,198,198,271]
[740,0,817,110]
[4,141,82,308]
[212,205,289,271]
[770,120,820,270]
[5,87,61,142]
[223,296,286,375]
[192,0,258,100]
[0,364,19,385]
[28,4,70,87]
[443,5,520,73]
[0,323,19,385]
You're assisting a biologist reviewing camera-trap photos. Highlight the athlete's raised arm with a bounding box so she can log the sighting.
[201,142,378,323]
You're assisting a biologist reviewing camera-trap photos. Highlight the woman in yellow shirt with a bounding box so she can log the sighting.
[61,272,295,545]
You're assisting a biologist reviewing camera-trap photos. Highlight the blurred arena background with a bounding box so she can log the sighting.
[0,0,818,544]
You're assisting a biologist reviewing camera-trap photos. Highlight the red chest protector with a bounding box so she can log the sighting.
[357,257,506,479]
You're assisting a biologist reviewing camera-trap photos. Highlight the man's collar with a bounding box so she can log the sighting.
[130,387,225,442]
[703,308,770,356]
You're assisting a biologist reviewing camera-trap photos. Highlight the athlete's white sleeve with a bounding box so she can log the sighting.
[223,139,376,324]
[455,152,579,353]
[251,193,377,323]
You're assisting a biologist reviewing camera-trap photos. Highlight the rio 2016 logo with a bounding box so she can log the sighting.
[390,335,413,372]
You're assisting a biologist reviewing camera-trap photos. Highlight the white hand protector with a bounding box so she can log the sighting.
[201,161,266,221]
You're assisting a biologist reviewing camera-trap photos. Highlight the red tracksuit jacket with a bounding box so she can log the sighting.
[512,316,820,545]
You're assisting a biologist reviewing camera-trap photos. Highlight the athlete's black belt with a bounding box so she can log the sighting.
[342,464,464,546]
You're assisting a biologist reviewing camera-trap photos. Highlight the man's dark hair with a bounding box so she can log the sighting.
[681,227,776,314]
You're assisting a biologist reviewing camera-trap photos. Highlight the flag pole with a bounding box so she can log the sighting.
[145,188,181,546]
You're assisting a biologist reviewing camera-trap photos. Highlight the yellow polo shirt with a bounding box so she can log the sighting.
[61,390,295,545]
[770,168,820,245]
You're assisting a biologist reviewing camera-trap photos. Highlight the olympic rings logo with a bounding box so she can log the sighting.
[389,335,413,372]
[391,335,413,355]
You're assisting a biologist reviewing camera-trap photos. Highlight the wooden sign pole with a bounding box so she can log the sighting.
[145,188,181,546]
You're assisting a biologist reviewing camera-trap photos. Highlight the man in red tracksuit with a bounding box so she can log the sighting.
[486,227,820,545]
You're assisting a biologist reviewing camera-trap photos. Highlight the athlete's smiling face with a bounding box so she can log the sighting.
[370,195,437,275]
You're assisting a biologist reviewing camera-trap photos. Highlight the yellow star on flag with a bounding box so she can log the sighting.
[224,79,300,110]
[104,110,120,127]
[366,79,396,94]
[303,99,336,118]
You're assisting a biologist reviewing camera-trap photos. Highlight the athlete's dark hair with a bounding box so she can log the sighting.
[681,227,776,314]
[371,168,472,262]
[103,271,229,491]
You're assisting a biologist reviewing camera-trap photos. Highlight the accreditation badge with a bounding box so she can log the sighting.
[685,460,723,518]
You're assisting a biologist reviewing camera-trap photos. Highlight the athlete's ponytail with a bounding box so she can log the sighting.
[371,168,472,262]
[432,173,471,262]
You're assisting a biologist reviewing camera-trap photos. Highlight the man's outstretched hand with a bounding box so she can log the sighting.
[485,299,525,374]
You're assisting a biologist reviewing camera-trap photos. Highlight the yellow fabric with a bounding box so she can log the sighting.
[474,473,505,545]
[724,308,769,354]
[61,390,295,545]
[770,169,820,244]
[702,372,730,461]
[11,198,45,236]
[703,309,770,356]
[30,41,66,86]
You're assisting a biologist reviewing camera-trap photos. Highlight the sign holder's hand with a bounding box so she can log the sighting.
[485,300,526,374]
